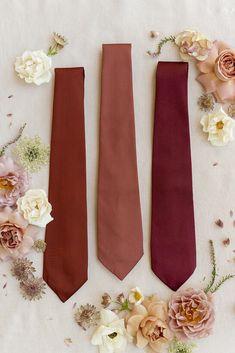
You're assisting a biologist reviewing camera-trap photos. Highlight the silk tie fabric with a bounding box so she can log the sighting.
[43,67,88,302]
[151,62,196,291]
[98,44,143,280]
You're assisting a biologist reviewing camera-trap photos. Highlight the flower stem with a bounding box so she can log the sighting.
[210,274,235,293]
[0,123,26,157]
[147,35,176,58]
[204,240,217,293]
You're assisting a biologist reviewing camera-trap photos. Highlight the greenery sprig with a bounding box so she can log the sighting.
[147,35,176,58]
[204,240,234,294]
[0,123,26,157]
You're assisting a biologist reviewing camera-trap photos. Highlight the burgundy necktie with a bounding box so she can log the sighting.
[43,68,88,302]
[98,44,143,280]
[151,62,196,291]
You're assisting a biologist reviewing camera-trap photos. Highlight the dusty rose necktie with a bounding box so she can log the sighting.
[43,68,88,302]
[98,44,143,280]
[151,62,196,291]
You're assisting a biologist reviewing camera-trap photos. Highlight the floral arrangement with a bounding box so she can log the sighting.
[148,29,235,146]
[0,125,52,300]
[73,240,234,353]
[14,32,67,86]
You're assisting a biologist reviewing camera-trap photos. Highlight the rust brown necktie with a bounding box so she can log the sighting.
[98,44,143,280]
[43,67,88,302]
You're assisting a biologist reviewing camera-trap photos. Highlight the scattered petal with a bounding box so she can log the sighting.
[64,338,72,347]
[3,282,7,289]
[150,31,159,38]
[222,238,230,247]
[230,210,233,217]
[213,162,218,166]
[8,95,13,99]
[215,219,224,228]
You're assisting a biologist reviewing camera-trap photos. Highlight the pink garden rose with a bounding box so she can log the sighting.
[0,156,29,207]
[0,207,39,260]
[168,288,215,340]
[197,41,235,103]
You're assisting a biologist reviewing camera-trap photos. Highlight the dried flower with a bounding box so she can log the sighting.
[169,337,197,353]
[116,293,125,304]
[53,33,68,48]
[198,93,215,112]
[228,104,235,118]
[101,292,111,308]
[33,239,47,253]
[222,238,230,247]
[20,277,46,300]
[215,219,224,228]
[47,33,68,56]
[74,304,100,331]
[14,136,50,173]
[11,258,35,281]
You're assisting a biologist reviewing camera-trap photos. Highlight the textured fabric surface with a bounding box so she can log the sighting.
[151,62,196,290]
[98,44,143,280]
[0,1,235,353]
[43,68,88,302]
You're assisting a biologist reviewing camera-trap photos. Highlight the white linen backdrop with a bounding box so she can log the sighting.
[0,0,235,352]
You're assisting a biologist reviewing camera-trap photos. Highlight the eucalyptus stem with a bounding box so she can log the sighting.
[204,240,217,293]
[0,123,26,157]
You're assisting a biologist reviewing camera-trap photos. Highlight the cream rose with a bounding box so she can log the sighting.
[175,30,212,61]
[91,309,132,353]
[200,106,235,146]
[17,189,53,227]
[15,50,52,85]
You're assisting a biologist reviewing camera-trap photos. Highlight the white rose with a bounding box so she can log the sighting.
[200,106,235,146]
[175,30,213,61]
[15,50,52,85]
[17,189,53,227]
[91,309,132,353]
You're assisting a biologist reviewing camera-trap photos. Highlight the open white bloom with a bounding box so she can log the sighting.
[17,189,53,227]
[128,287,144,305]
[15,50,52,85]
[175,30,212,61]
[200,106,235,146]
[91,309,131,353]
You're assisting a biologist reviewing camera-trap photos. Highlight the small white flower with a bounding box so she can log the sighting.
[91,309,131,353]
[175,30,212,61]
[17,189,53,227]
[200,106,235,146]
[15,50,52,85]
[128,287,144,305]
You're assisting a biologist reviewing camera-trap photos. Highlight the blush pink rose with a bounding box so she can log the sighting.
[215,49,235,81]
[197,41,235,103]
[168,288,215,340]
[0,156,29,207]
[0,207,39,260]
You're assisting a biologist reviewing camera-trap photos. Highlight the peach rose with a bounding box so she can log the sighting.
[126,295,171,353]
